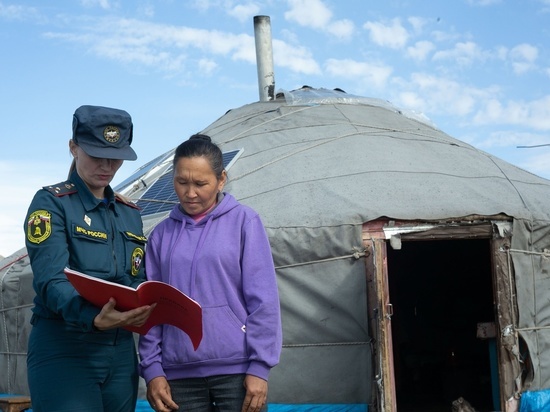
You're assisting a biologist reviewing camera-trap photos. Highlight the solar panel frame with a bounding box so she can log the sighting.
[113,149,175,193]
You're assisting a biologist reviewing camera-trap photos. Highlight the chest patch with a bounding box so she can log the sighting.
[74,225,108,240]
[131,247,144,276]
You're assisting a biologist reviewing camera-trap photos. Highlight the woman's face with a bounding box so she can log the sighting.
[173,156,226,216]
[70,141,123,198]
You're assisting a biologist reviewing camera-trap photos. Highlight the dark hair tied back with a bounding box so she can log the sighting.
[173,133,225,179]
[189,134,212,143]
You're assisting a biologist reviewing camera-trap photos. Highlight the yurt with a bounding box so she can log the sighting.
[2,15,550,412]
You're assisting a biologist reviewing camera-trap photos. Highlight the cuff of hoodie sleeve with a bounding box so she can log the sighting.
[141,362,167,384]
[247,361,271,381]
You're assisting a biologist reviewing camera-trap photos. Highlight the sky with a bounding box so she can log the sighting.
[1,0,549,258]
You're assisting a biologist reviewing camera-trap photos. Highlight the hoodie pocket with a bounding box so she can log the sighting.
[164,305,247,365]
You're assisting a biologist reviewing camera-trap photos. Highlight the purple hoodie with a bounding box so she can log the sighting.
[138,193,282,383]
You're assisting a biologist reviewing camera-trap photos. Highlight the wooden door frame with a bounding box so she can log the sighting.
[362,216,520,412]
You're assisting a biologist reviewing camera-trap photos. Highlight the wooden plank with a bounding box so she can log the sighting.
[0,396,32,412]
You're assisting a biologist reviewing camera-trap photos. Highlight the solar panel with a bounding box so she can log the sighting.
[223,148,242,170]
[137,148,243,216]
[113,149,175,193]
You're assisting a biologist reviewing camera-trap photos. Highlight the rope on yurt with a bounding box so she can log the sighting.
[274,247,367,269]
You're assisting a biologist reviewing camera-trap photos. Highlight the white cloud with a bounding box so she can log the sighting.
[189,0,213,12]
[44,18,257,72]
[280,28,299,44]
[431,29,461,43]
[398,91,427,112]
[473,95,550,130]
[407,40,435,61]
[326,19,354,40]
[466,0,502,5]
[0,3,41,21]
[80,0,116,10]
[432,41,486,67]
[137,3,155,18]
[227,3,261,23]
[520,151,550,177]
[273,39,322,75]
[393,73,495,118]
[285,0,332,29]
[325,58,393,89]
[284,0,354,40]
[363,18,409,49]
[43,15,325,78]
[408,16,428,34]
[476,130,549,149]
[528,96,550,130]
[495,46,508,61]
[198,58,218,75]
[538,0,550,13]
[509,43,538,74]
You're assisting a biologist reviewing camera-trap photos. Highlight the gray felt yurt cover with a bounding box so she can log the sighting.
[195,88,550,406]
[2,87,550,411]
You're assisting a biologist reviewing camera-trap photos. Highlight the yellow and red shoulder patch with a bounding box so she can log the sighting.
[27,210,52,244]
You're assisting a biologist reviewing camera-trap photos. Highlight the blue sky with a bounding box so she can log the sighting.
[1,0,549,258]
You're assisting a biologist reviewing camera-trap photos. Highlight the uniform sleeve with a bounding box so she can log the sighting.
[241,213,283,380]
[138,228,166,383]
[24,190,100,331]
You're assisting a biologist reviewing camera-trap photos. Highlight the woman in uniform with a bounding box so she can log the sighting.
[24,105,155,412]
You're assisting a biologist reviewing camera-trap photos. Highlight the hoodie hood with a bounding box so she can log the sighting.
[165,192,241,297]
[168,192,239,225]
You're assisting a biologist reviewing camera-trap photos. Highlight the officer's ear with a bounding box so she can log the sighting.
[69,139,78,158]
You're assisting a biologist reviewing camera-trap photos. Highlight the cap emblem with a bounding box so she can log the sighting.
[103,126,120,143]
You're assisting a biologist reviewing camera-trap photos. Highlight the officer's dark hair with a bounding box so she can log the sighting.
[68,159,76,179]
[173,134,225,180]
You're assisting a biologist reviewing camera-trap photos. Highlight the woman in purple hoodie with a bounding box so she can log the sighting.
[139,134,282,412]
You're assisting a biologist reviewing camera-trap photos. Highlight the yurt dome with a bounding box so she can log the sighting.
[115,85,550,411]
[3,15,550,412]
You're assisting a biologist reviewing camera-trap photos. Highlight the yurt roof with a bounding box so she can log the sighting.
[125,87,550,231]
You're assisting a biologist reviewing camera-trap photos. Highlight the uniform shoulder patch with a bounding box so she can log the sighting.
[44,181,77,197]
[27,210,52,244]
[115,193,141,210]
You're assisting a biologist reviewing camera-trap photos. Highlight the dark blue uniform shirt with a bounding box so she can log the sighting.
[24,170,146,336]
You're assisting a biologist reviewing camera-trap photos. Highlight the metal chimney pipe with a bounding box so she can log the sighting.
[254,15,275,101]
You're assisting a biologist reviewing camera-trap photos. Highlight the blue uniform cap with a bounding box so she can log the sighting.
[72,105,137,161]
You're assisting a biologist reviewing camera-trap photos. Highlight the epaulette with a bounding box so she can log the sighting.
[43,181,77,197]
[115,192,141,210]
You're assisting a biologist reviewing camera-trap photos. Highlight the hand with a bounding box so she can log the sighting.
[147,376,179,411]
[241,375,267,412]
[93,298,156,330]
